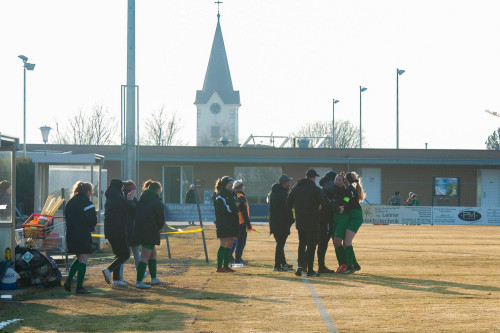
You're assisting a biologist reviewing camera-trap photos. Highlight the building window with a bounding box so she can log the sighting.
[211,126,220,138]
[234,167,282,203]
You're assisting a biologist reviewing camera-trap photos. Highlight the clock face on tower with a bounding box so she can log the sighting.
[210,103,221,115]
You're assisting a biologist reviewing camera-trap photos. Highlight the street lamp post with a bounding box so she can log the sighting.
[332,99,339,148]
[359,86,367,149]
[39,126,52,156]
[396,68,405,149]
[18,55,36,157]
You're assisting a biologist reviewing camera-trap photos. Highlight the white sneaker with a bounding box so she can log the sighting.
[150,278,164,285]
[102,268,111,284]
[135,281,151,289]
[112,280,128,287]
[119,278,129,285]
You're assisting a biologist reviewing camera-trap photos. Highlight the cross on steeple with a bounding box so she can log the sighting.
[215,1,223,19]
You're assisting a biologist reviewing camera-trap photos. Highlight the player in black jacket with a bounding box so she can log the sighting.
[287,169,342,277]
[269,174,295,271]
[63,181,97,294]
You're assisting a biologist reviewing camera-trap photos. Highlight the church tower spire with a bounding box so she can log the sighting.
[195,11,240,146]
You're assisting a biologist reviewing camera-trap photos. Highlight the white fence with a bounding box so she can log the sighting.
[362,206,500,225]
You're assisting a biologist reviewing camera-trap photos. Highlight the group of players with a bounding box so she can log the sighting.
[213,168,365,277]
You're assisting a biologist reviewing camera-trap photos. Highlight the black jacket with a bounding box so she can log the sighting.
[65,193,97,254]
[319,187,338,226]
[104,185,136,240]
[124,192,139,246]
[332,185,353,213]
[133,189,165,246]
[346,185,362,210]
[268,183,294,236]
[213,189,239,238]
[287,178,340,232]
[185,189,197,204]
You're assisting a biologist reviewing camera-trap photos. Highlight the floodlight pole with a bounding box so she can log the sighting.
[23,66,26,157]
[124,0,137,183]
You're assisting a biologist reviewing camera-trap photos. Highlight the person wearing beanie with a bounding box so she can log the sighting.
[212,176,239,273]
[230,180,252,264]
[340,171,366,274]
[269,174,295,272]
[317,171,344,274]
[133,180,166,289]
[287,169,342,277]
[64,181,97,294]
[0,180,12,220]
[102,179,136,287]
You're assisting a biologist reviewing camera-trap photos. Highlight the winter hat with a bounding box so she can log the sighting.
[306,169,320,179]
[220,176,233,189]
[0,181,10,191]
[319,171,337,186]
[233,180,244,190]
[110,179,123,189]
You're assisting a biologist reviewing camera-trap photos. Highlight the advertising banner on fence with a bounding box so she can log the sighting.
[165,204,500,226]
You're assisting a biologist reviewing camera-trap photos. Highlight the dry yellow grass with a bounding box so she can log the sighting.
[1,225,500,332]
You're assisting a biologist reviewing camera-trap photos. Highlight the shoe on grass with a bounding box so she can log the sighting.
[354,263,361,271]
[102,268,111,284]
[307,271,321,277]
[335,264,347,274]
[150,278,165,285]
[283,263,293,270]
[342,266,355,274]
[225,267,236,273]
[216,267,227,273]
[64,281,71,292]
[294,267,303,277]
[119,278,129,285]
[112,280,128,287]
[318,266,335,274]
[135,281,152,289]
[76,287,91,294]
[273,267,286,272]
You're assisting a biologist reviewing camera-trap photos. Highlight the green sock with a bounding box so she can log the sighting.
[353,250,358,266]
[335,246,346,266]
[148,259,157,279]
[67,259,79,282]
[136,261,147,282]
[217,246,224,269]
[76,263,87,288]
[223,247,230,269]
[345,246,354,267]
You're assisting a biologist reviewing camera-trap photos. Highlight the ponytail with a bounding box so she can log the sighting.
[71,181,93,198]
[346,172,366,203]
[142,179,162,193]
[214,178,222,193]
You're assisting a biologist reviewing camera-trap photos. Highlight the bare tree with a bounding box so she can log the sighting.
[142,106,185,146]
[485,128,500,150]
[292,120,366,148]
[52,105,118,145]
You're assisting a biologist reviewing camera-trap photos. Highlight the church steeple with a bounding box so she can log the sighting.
[195,15,240,105]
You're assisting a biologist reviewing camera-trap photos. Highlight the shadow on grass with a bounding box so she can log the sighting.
[342,273,500,296]
[0,303,188,332]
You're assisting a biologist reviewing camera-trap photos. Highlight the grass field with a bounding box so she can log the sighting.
[1,225,500,332]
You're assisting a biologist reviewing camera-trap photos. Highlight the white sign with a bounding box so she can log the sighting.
[361,206,500,226]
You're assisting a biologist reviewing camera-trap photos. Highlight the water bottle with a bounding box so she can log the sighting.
[231,263,244,268]
[5,247,11,260]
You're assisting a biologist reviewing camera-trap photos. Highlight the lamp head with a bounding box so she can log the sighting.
[333,99,339,104]
[397,69,405,75]
[18,55,28,62]
[39,126,52,143]
[25,63,36,71]
[360,87,367,92]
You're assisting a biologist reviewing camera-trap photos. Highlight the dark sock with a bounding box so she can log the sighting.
[345,246,354,267]
[230,240,237,257]
[76,263,87,288]
[335,246,346,266]
[217,246,224,269]
[137,261,147,282]
[67,259,79,282]
[223,247,230,269]
[148,259,157,279]
[353,250,358,266]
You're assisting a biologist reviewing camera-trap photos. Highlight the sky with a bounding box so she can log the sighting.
[1,0,500,149]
